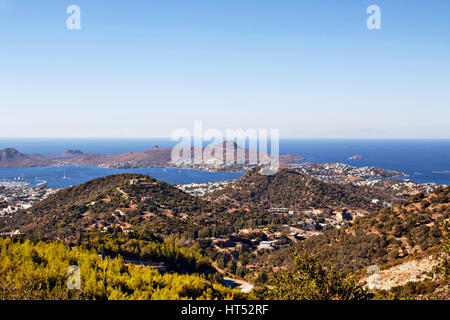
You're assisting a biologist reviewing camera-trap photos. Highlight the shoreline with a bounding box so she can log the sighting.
[0,163,447,189]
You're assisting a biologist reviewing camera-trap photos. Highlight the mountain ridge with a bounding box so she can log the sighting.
[0,143,304,169]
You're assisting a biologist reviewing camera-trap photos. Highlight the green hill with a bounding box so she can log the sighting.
[209,168,393,212]
[254,186,450,272]
[0,174,221,240]
[0,173,279,241]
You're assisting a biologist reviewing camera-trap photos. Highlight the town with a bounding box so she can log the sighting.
[0,181,59,217]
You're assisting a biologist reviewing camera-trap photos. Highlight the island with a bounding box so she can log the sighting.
[0,142,304,173]
[348,154,363,160]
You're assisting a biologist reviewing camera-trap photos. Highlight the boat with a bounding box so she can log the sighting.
[63,169,71,180]
[17,171,24,181]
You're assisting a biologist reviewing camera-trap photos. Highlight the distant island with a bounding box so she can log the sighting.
[348,154,363,160]
[0,142,304,173]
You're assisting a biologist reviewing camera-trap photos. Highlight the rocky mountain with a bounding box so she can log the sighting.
[0,148,51,167]
[0,148,88,167]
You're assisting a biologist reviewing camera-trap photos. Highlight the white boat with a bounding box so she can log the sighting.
[63,169,71,180]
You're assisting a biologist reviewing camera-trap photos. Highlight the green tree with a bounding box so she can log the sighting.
[434,221,450,283]
[269,250,369,300]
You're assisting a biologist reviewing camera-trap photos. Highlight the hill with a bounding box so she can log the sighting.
[254,186,449,272]
[0,174,218,239]
[48,149,84,160]
[0,173,280,241]
[64,146,172,167]
[0,148,51,167]
[209,168,396,212]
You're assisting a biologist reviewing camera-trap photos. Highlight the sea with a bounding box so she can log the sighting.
[0,138,449,188]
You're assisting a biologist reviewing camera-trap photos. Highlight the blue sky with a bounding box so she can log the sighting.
[0,0,449,138]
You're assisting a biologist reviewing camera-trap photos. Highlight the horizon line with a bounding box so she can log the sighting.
[1,137,450,140]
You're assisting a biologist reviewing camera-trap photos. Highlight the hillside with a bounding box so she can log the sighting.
[0,173,280,241]
[64,147,172,166]
[361,252,439,292]
[209,168,396,212]
[360,226,449,299]
[254,186,450,272]
[48,149,84,160]
[0,174,217,239]
[77,233,216,275]
[0,238,245,300]
[0,148,51,167]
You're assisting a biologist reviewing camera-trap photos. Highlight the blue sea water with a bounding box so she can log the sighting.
[280,139,450,185]
[0,166,245,188]
[0,138,449,187]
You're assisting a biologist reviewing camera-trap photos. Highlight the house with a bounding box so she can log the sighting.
[295,234,306,241]
[269,207,289,213]
[258,241,274,250]
[129,179,139,186]
[319,223,329,230]
[124,260,166,272]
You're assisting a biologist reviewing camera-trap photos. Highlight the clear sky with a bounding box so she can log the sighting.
[0,0,449,138]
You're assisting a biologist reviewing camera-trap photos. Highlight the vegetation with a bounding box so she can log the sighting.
[254,186,449,272]
[78,233,216,275]
[1,173,448,300]
[210,168,391,211]
[266,250,369,300]
[0,174,280,241]
[0,238,246,300]
[433,220,450,286]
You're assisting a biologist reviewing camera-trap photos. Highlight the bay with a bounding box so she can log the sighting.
[0,138,449,186]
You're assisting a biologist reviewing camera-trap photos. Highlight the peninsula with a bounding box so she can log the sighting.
[0,142,304,173]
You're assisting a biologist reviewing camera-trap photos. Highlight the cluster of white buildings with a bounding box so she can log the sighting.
[176,180,232,196]
[295,163,405,183]
[0,182,58,217]
[355,178,441,194]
